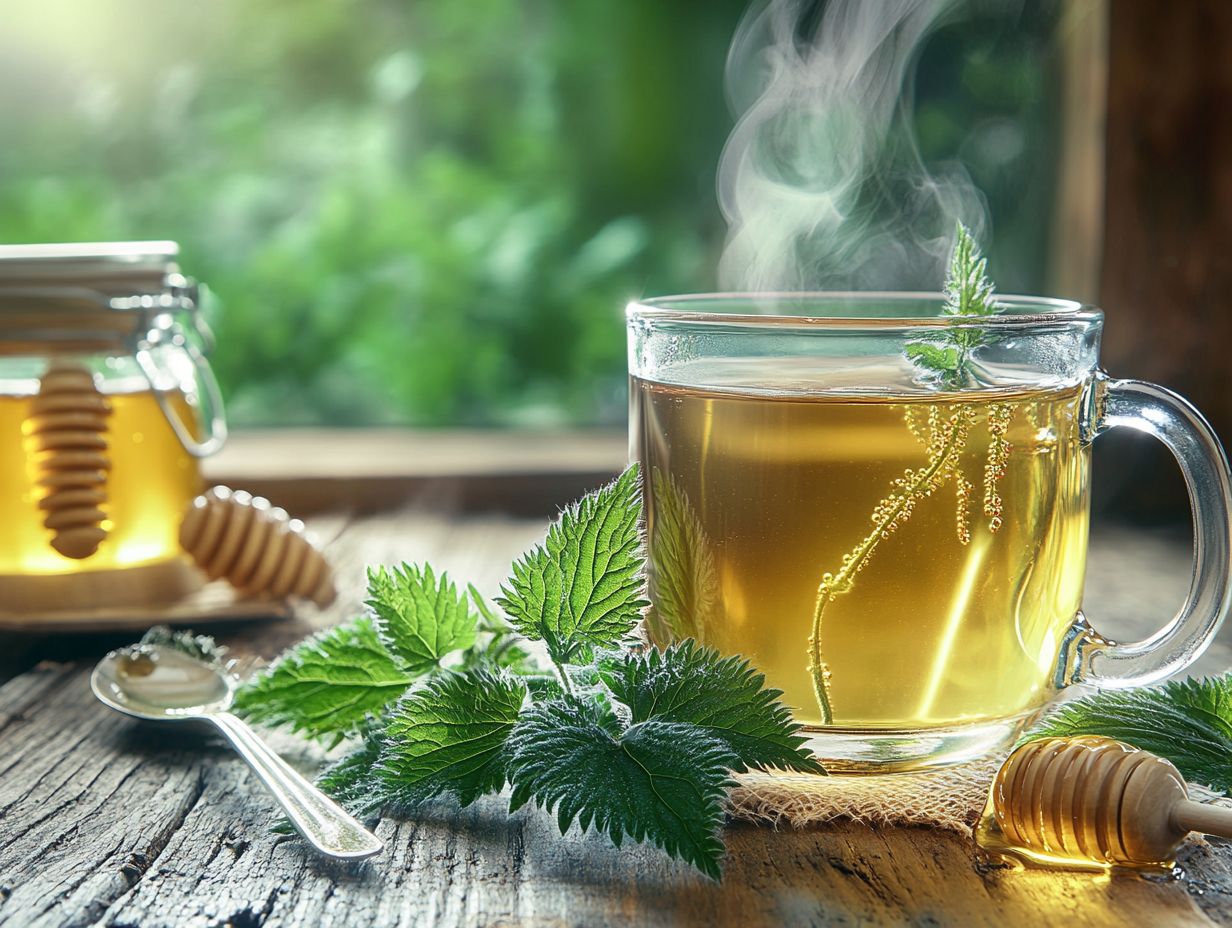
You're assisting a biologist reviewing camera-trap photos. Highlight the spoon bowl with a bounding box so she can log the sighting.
[91,644,234,720]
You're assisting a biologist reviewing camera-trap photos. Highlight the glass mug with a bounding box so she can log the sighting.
[627,293,1232,771]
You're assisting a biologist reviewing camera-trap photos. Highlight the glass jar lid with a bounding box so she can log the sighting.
[0,241,226,457]
[0,241,200,353]
[0,240,181,287]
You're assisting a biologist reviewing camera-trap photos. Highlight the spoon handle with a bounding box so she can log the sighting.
[209,711,384,860]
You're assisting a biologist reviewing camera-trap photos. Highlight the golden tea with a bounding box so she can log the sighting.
[0,380,201,575]
[633,365,1089,731]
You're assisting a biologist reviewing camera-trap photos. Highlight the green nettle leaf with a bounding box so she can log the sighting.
[226,463,848,880]
[646,468,720,644]
[523,675,566,701]
[316,726,388,817]
[497,466,647,665]
[905,221,999,387]
[375,667,527,807]
[468,583,503,628]
[367,563,478,674]
[941,220,998,319]
[506,699,734,880]
[600,640,825,775]
[234,618,415,742]
[1022,675,1232,793]
[904,342,961,374]
[488,640,541,675]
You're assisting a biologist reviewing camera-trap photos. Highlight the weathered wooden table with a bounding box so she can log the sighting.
[3,510,1231,927]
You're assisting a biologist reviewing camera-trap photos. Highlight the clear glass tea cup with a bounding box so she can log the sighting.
[627,293,1232,771]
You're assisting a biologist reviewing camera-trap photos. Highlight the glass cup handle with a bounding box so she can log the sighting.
[1057,373,1232,689]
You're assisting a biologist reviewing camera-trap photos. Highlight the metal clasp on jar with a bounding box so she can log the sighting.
[117,277,228,458]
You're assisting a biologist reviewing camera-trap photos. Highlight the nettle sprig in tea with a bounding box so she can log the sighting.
[806,223,1017,723]
[233,466,821,880]
[905,221,1000,390]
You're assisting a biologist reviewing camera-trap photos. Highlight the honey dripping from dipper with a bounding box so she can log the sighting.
[978,736,1232,874]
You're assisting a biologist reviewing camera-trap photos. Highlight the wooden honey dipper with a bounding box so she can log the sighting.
[993,735,1232,866]
[179,486,336,606]
[26,361,113,559]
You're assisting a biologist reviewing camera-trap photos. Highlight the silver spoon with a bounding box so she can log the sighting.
[91,643,383,861]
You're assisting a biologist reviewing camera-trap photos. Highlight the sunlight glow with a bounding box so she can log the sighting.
[916,534,990,720]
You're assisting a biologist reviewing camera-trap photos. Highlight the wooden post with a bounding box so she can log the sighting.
[1049,0,1108,305]
[1096,0,1232,518]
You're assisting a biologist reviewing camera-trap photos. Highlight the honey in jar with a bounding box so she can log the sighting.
[0,242,227,612]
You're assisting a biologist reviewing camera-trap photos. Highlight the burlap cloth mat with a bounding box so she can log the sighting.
[727,757,1004,837]
[727,758,1232,839]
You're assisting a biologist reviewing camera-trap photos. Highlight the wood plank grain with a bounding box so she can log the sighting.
[2,515,1231,927]
[1086,521,1232,676]
[207,430,626,482]
[0,663,208,928]
[204,428,625,517]
[0,662,1224,927]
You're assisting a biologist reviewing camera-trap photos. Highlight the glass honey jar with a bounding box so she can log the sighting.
[0,242,226,613]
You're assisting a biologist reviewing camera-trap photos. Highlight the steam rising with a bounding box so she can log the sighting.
[718,0,988,292]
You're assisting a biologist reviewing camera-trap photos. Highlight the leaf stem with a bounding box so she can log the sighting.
[807,600,834,725]
[489,634,519,663]
[807,409,972,724]
[551,655,578,700]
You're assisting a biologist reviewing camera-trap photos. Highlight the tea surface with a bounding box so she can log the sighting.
[0,382,201,574]
[633,369,1089,730]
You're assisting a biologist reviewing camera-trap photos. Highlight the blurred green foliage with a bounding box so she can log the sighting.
[916,0,1063,296]
[0,0,1061,427]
